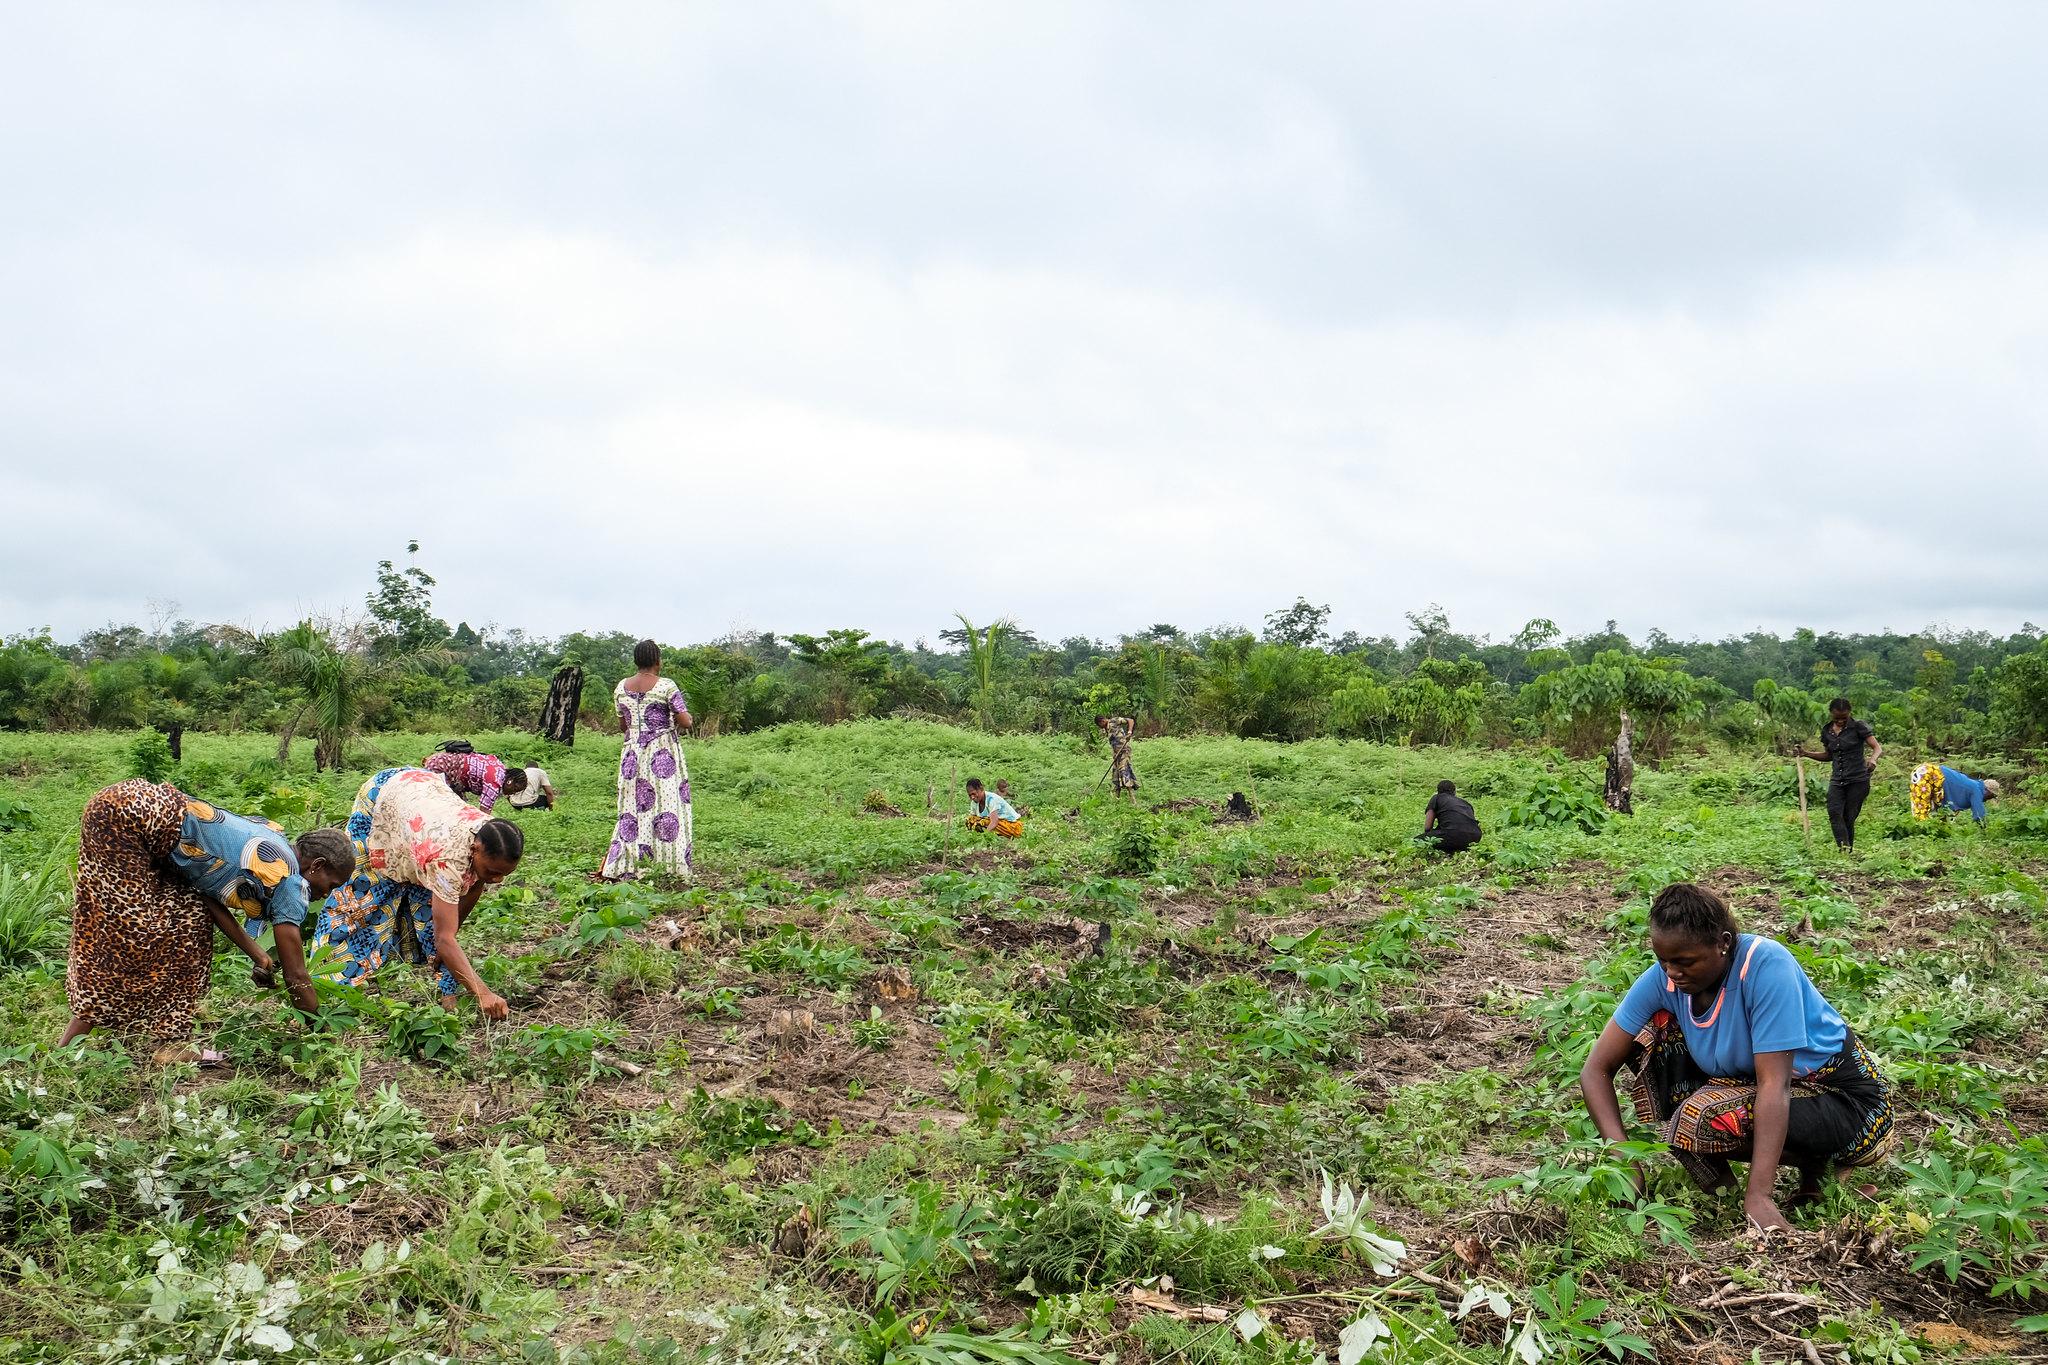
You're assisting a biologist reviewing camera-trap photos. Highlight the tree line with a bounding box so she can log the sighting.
[4,551,2046,762]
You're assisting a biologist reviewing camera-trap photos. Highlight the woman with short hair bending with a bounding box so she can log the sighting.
[1579,883,1894,1230]
[310,767,523,1018]
[61,780,354,1062]
[603,638,694,881]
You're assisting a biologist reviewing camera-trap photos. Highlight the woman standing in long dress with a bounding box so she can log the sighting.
[603,639,694,881]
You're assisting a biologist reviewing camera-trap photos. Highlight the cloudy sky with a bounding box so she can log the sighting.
[4,3,2045,650]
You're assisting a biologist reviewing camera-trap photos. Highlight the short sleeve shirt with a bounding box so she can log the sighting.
[976,791,1021,822]
[1611,934,1847,1078]
[169,797,312,928]
[422,750,510,812]
[1425,791,1481,838]
[367,769,486,903]
[1820,718,1874,784]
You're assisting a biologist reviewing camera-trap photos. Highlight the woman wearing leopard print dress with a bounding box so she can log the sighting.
[60,780,354,1063]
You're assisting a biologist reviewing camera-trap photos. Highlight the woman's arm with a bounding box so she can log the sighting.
[1744,1050,1795,1230]
[205,902,274,975]
[1578,1021,1640,1143]
[431,894,507,1020]
[271,923,318,1013]
[1864,733,1882,771]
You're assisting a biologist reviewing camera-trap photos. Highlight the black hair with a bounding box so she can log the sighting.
[1648,882,1740,946]
[294,827,357,880]
[1094,714,1108,725]
[633,638,661,669]
[965,776,985,791]
[1829,697,1852,714]
[501,767,529,794]
[1437,779,1455,794]
[475,818,525,864]
[436,738,476,754]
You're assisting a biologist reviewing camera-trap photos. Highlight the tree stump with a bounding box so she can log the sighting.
[538,663,584,745]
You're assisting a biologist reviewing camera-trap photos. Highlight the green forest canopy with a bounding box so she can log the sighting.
[5,553,2047,756]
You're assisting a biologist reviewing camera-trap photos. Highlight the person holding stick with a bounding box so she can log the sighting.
[1791,699,1880,851]
[1096,715,1140,799]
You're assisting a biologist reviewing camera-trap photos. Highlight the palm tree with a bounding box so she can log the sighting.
[952,613,1014,730]
[270,621,444,770]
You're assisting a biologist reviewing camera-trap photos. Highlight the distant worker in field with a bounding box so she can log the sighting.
[1604,710,1634,815]
[1419,779,1482,854]
[423,742,531,814]
[505,765,558,812]
[965,777,1023,837]
[1908,763,1999,825]
[59,780,354,1063]
[1579,883,1895,1231]
[1096,714,1140,799]
[993,777,1027,815]
[1790,699,1880,850]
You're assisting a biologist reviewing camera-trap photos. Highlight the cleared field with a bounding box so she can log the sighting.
[0,723,2043,1363]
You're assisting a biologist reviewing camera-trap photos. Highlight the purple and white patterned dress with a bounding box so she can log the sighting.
[602,676,693,881]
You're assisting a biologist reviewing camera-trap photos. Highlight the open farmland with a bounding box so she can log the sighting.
[1,722,2045,1363]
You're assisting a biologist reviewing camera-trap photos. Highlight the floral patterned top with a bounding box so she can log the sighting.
[422,751,510,812]
[366,768,487,903]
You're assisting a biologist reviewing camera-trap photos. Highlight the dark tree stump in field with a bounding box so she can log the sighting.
[1605,710,1634,815]
[1221,791,1259,823]
[159,722,183,764]
[539,663,584,745]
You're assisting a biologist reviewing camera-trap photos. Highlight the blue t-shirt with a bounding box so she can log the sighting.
[1939,766,1988,823]
[1611,934,1845,1078]
[168,797,312,928]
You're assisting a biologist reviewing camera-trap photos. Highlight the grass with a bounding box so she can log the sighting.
[0,721,2045,1362]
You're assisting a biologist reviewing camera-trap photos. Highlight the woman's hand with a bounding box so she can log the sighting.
[677,710,693,732]
[1745,1192,1793,1232]
[476,989,509,1022]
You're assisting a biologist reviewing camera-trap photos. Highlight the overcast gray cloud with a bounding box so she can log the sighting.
[3,2,2045,649]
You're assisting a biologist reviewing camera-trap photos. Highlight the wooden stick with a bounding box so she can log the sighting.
[1794,756,1813,848]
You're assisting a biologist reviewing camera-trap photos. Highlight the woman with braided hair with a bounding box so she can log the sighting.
[1579,883,1894,1231]
[60,781,354,1062]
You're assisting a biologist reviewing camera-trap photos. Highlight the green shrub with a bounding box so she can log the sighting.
[1504,774,1607,833]
[127,729,175,782]
[1105,819,1163,877]
[0,846,70,970]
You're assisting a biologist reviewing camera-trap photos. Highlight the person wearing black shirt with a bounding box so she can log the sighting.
[1420,779,1482,854]
[1792,698,1881,850]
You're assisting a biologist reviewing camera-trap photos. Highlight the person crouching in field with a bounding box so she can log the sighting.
[1909,763,1999,825]
[505,765,557,811]
[310,767,523,1019]
[1418,780,1481,854]
[423,743,533,814]
[60,781,354,1064]
[1579,884,1895,1231]
[966,778,1022,837]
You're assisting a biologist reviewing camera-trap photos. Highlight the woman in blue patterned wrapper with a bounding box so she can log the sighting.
[1578,884,1894,1232]
[59,782,354,1062]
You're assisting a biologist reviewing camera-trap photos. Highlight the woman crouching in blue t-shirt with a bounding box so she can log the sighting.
[1579,883,1895,1231]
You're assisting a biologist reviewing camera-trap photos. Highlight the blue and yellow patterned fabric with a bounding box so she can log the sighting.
[168,797,311,928]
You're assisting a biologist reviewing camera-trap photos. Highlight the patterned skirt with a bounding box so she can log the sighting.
[1110,744,1139,793]
[309,769,457,996]
[1625,1010,1895,1190]
[967,814,1023,838]
[67,780,215,1042]
[1909,764,1944,821]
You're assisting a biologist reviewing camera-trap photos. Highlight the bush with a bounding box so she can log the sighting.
[127,729,175,782]
[0,847,70,970]
[1503,774,1607,833]
[1106,819,1163,877]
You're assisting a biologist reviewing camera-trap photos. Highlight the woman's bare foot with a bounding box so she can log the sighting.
[150,1044,229,1068]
